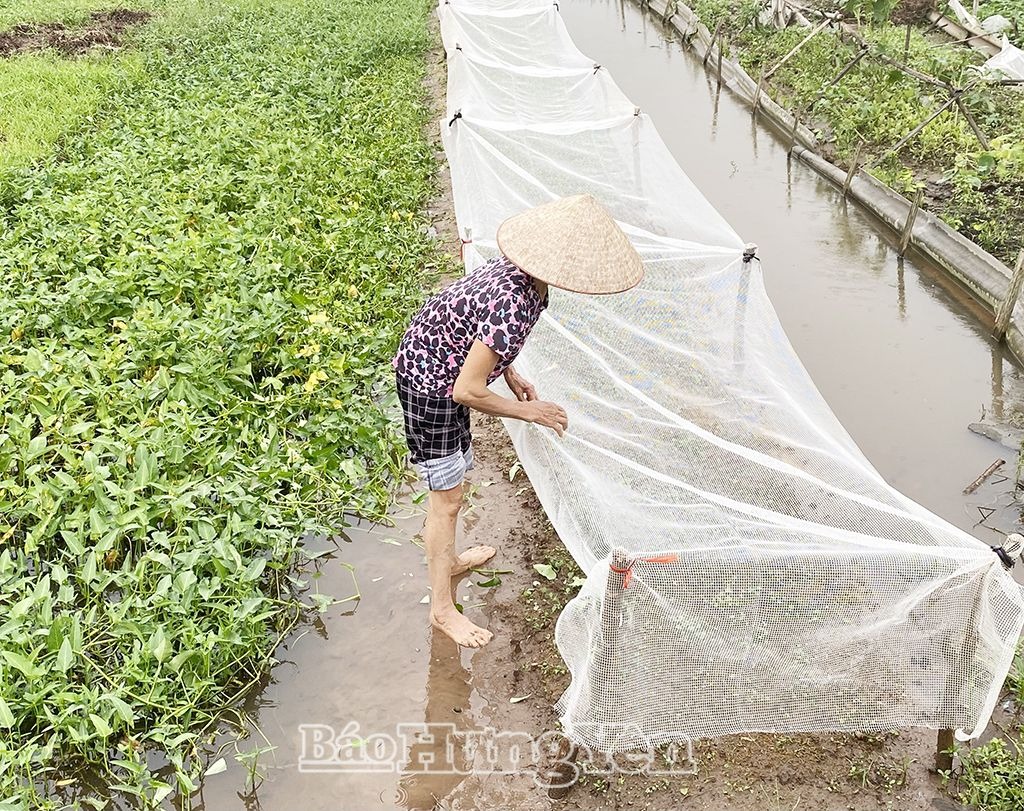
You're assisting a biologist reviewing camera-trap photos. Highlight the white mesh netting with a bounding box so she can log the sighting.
[437,0,1024,750]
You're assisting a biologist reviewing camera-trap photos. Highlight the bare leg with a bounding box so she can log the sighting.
[425,484,493,648]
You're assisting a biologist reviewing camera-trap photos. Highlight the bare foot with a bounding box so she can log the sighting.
[451,544,496,576]
[431,607,493,648]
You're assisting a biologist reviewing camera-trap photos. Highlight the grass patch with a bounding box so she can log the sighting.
[0,51,140,172]
[0,2,155,173]
[0,0,441,805]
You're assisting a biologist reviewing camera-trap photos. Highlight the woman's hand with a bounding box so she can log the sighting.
[503,366,537,402]
[523,400,568,437]
[453,343,566,435]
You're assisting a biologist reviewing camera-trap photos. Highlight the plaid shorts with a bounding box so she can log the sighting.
[396,373,474,490]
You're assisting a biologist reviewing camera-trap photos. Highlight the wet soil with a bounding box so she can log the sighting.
[0,9,151,57]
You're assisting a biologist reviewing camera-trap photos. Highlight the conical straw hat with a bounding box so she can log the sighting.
[496,194,644,295]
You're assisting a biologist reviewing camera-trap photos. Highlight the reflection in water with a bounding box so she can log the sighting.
[897,256,906,319]
[399,633,473,810]
[992,343,1006,421]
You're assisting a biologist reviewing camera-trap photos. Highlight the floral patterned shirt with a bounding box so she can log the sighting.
[393,255,548,398]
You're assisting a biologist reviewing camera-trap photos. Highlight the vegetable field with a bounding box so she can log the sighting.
[0,0,440,806]
[690,0,1024,267]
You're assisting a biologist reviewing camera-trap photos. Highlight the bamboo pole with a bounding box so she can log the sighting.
[787,113,800,154]
[903,22,912,62]
[993,250,1024,342]
[835,22,948,89]
[952,94,991,150]
[843,142,863,197]
[962,458,1006,495]
[752,67,766,113]
[765,16,832,80]
[936,729,955,772]
[898,189,924,256]
[825,45,869,91]
[704,19,723,66]
[866,92,962,170]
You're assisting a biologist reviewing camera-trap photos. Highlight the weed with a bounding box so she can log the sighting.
[949,738,1024,811]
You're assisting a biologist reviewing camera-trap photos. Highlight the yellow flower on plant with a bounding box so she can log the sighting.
[296,342,320,358]
[10,326,23,342]
[307,311,329,326]
[347,285,359,298]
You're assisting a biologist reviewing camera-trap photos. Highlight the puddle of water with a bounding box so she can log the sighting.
[194,498,498,811]
[560,0,1024,548]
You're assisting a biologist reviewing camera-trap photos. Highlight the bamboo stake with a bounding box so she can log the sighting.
[835,22,948,89]
[752,67,766,113]
[788,113,800,154]
[826,45,869,90]
[898,188,924,256]
[843,142,863,196]
[993,250,1024,342]
[903,22,912,62]
[936,729,955,772]
[704,19,723,66]
[765,16,832,80]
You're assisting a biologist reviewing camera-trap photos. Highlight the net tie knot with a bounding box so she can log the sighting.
[609,554,679,588]
[448,110,463,127]
[992,533,1023,570]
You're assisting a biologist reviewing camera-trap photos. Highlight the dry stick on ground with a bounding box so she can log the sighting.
[993,250,1024,342]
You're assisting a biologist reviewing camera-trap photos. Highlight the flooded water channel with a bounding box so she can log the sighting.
[197,1,1024,808]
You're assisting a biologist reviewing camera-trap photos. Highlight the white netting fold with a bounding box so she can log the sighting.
[438,0,1024,748]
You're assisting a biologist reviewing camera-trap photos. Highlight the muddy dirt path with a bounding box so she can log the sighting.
[196,3,1022,810]
[0,10,150,57]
